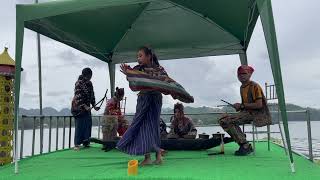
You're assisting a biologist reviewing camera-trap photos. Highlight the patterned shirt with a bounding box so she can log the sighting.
[170,116,197,137]
[133,64,168,77]
[240,81,263,104]
[239,81,272,127]
[73,75,96,112]
[104,97,122,116]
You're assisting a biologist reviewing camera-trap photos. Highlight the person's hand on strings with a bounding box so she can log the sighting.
[120,63,130,75]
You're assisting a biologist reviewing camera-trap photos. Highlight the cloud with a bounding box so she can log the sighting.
[21,71,28,85]
[23,92,38,99]
[160,55,241,106]
[3,0,320,111]
[16,0,33,3]
[16,0,52,3]
[53,50,107,69]
[46,91,70,97]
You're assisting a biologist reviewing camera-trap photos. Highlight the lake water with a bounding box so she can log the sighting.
[16,121,320,160]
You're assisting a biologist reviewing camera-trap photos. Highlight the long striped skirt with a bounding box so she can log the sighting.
[117,93,162,155]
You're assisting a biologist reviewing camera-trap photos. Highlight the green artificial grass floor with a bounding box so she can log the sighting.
[0,142,319,180]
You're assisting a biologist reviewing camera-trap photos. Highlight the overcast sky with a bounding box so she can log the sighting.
[1,0,320,114]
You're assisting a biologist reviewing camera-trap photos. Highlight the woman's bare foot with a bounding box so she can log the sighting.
[73,146,80,151]
[160,149,167,156]
[153,158,163,165]
[140,154,152,166]
[140,158,152,166]
[153,151,163,165]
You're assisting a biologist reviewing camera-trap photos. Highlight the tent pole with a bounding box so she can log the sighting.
[14,14,25,174]
[35,0,44,154]
[108,62,115,97]
[257,0,295,172]
[239,51,248,65]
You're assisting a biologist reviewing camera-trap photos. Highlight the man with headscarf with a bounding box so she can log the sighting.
[218,65,271,156]
[72,67,100,151]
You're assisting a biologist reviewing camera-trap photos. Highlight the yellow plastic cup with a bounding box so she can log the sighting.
[127,160,138,176]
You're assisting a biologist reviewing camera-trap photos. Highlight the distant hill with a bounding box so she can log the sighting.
[19,107,71,116]
[19,103,320,126]
[162,106,232,114]
[161,103,320,123]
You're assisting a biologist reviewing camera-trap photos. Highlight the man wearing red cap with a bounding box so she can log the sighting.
[219,65,272,156]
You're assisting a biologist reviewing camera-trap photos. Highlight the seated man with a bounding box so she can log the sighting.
[218,65,272,156]
[168,103,197,139]
[102,87,128,148]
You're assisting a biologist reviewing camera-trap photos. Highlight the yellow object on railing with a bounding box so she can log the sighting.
[127,160,138,176]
